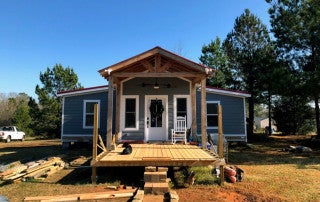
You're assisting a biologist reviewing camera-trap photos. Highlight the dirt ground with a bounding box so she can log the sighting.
[1,136,320,202]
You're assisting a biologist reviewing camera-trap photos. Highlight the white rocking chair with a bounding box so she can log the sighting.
[171,116,187,144]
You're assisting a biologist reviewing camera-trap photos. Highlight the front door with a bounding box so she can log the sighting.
[145,95,168,141]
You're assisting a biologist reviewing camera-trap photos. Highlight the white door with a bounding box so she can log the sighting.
[145,95,168,141]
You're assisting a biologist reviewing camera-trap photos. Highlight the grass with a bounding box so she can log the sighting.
[1,135,320,201]
[189,166,218,185]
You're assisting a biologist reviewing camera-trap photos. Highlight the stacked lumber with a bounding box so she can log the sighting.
[0,157,65,183]
[24,188,137,201]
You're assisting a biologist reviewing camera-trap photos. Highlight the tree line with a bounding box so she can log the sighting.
[0,0,319,139]
[200,0,319,138]
[0,64,82,138]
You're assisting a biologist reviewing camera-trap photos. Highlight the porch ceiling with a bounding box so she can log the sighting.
[98,46,215,83]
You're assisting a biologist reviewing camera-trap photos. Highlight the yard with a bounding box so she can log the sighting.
[0,135,319,202]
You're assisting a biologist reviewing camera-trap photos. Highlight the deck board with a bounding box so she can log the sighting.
[92,143,218,167]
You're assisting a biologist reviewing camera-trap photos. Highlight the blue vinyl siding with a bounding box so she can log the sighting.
[196,91,246,135]
[62,91,113,136]
[61,81,246,142]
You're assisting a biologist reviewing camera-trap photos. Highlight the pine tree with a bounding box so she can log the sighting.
[268,0,320,137]
[223,9,274,137]
[35,64,82,137]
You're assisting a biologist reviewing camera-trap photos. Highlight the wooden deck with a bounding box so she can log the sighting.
[91,143,219,167]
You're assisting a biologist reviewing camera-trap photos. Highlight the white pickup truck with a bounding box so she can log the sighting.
[0,126,25,143]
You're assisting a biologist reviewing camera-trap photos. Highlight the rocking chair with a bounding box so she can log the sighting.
[171,116,187,144]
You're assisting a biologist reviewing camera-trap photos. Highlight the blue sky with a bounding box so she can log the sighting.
[0,0,270,99]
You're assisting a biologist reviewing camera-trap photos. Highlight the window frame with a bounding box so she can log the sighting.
[206,101,220,129]
[173,95,191,128]
[83,100,100,129]
[121,95,139,131]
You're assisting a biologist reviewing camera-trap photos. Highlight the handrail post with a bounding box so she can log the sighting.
[92,103,99,184]
[218,105,224,185]
[92,103,99,161]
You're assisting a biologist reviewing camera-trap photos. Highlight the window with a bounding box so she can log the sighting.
[176,98,187,117]
[122,95,139,130]
[83,100,100,128]
[174,95,190,127]
[207,101,219,128]
[125,98,136,128]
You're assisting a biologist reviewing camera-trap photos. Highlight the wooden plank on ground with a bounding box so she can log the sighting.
[24,189,135,201]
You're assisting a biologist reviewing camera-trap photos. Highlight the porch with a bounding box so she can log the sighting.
[98,47,215,151]
[91,143,219,167]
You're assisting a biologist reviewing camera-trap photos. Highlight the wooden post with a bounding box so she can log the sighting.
[107,76,114,150]
[191,81,197,142]
[115,81,121,144]
[218,105,224,185]
[92,103,99,184]
[201,78,207,150]
[92,166,97,184]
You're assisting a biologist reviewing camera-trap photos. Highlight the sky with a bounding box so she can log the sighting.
[0,0,271,99]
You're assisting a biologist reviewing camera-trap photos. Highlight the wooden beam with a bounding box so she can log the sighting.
[115,82,121,144]
[201,78,207,150]
[218,105,225,186]
[92,104,99,161]
[158,48,208,73]
[159,61,172,72]
[92,166,97,184]
[191,81,197,142]
[218,105,224,157]
[92,103,98,185]
[106,76,114,150]
[140,60,155,72]
[98,134,107,152]
[112,72,206,78]
[99,49,158,76]
[155,54,161,71]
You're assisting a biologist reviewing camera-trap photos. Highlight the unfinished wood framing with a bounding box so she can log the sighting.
[112,72,205,78]
[218,105,225,185]
[92,104,99,161]
[201,78,207,150]
[191,81,197,141]
[115,81,121,140]
[106,76,114,150]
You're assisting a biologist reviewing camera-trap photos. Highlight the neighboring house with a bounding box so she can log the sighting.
[58,47,250,148]
[254,117,277,132]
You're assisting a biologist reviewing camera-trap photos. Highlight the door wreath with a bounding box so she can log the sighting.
[149,100,164,118]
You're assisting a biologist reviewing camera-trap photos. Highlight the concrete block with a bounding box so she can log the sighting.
[158,171,167,182]
[152,182,169,195]
[144,172,152,182]
[144,182,153,194]
[150,173,160,182]
[145,166,156,172]
[157,167,168,172]
[144,171,167,182]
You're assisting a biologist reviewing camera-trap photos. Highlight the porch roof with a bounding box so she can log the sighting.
[98,46,215,83]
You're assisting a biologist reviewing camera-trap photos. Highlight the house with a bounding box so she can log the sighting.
[254,117,277,132]
[58,46,250,149]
